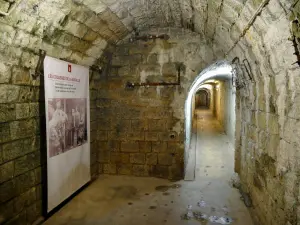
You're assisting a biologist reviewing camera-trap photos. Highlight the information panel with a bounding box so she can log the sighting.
[44,56,90,212]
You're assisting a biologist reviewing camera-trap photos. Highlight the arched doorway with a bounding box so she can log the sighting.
[184,61,235,180]
[195,89,210,108]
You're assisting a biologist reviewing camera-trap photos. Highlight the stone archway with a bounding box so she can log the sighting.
[184,60,233,180]
[195,89,210,108]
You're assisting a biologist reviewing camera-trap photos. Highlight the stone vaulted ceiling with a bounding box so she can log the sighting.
[0,0,294,68]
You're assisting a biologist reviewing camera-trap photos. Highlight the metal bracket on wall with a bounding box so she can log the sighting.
[231,57,244,89]
[242,59,254,82]
[231,57,254,90]
[32,49,46,79]
[126,63,184,89]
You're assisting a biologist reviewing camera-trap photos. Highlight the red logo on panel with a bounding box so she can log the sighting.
[68,64,72,73]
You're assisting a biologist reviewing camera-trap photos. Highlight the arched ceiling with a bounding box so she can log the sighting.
[0,0,292,67]
[0,0,252,43]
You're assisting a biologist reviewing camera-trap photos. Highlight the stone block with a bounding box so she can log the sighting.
[0,199,14,224]
[158,153,173,166]
[132,165,149,177]
[147,54,158,64]
[0,23,15,45]
[110,153,129,163]
[121,141,139,152]
[167,142,184,153]
[0,161,14,183]
[23,136,40,154]
[148,119,166,131]
[63,19,88,38]
[90,108,97,122]
[145,132,159,141]
[16,103,30,120]
[20,52,39,69]
[130,153,145,164]
[0,180,16,203]
[11,67,31,85]
[108,80,124,89]
[103,164,117,174]
[257,111,266,130]
[108,131,127,140]
[97,119,112,131]
[0,1,9,13]
[266,134,279,160]
[97,131,107,141]
[139,141,151,153]
[160,87,175,99]
[98,151,110,163]
[26,200,42,224]
[117,164,132,175]
[18,86,38,103]
[162,63,177,76]
[29,103,40,117]
[0,62,11,84]
[0,104,16,122]
[146,153,157,165]
[91,141,98,151]
[111,54,142,66]
[143,108,172,119]
[2,139,24,162]
[152,142,168,153]
[127,132,144,141]
[118,66,131,76]
[14,151,41,176]
[6,210,27,225]
[258,130,268,150]
[99,141,120,152]
[268,114,279,134]
[131,120,147,131]
[14,30,30,47]
[10,119,36,140]
[0,122,10,143]
[14,187,37,214]
[128,44,154,55]
[0,85,20,104]
[173,152,184,165]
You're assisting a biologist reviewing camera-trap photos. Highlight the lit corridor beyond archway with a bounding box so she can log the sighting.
[192,108,253,224]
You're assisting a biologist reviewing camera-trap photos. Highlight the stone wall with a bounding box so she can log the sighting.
[0,14,107,222]
[224,1,300,225]
[0,1,124,223]
[97,28,216,180]
[0,67,100,224]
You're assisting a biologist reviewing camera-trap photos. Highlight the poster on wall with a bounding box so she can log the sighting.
[44,56,90,213]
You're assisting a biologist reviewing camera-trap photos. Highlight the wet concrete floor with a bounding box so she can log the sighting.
[43,109,253,225]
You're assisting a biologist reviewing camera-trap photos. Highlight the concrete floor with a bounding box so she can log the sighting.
[43,109,253,225]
